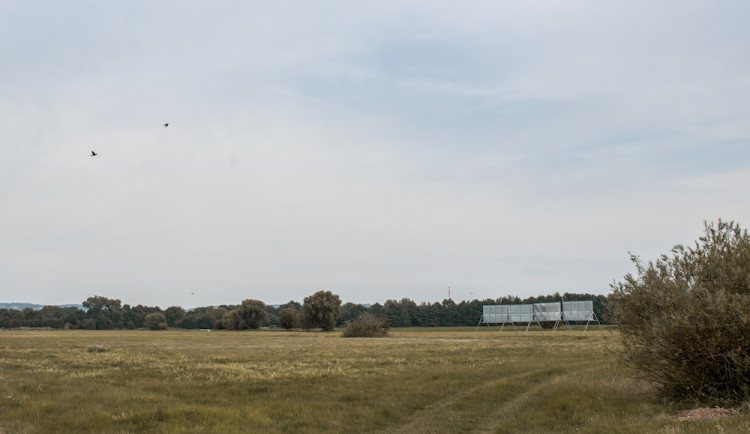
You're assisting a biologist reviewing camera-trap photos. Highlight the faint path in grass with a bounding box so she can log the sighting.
[385,362,601,434]
[472,364,611,434]
[383,367,554,434]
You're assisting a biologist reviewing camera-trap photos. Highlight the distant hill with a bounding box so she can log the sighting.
[0,303,84,311]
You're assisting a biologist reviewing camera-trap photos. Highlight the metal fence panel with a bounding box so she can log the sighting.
[509,304,533,322]
[533,302,562,321]
[562,300,594,321]
[482,305,509,323]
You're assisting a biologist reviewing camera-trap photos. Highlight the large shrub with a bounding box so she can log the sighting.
[610,220,750,405]
[144,313,167,330]
[218,310,241,330]
[341,313,389,338]
[238,299,268,329]
[279,308,297,330]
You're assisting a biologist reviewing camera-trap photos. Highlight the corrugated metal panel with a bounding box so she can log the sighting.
[562,300,594,321]
[533,302,561,321]
[509,304,533,322]
[482,305,509,323]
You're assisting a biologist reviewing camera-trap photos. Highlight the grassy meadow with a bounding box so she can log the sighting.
[1,327,748,433]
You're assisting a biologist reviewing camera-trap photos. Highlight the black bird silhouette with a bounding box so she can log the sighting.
[163,123,169,127]
[91,151,97,156]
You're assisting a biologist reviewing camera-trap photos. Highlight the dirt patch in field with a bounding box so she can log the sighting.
[677,407,730,421]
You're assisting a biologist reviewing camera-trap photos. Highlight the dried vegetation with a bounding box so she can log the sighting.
[0,328,748,433]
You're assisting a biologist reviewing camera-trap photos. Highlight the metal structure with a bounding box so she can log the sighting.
[533,302,562,333]
[562,300,603,335]
[481,304,509,324]
[510,304,536,335]
[474,303,539,336]
[475,300,602,336]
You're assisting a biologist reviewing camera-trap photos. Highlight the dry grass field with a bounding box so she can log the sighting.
[1,327,748,433]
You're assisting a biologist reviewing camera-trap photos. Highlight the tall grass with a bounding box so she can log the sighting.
[0,328,747,433]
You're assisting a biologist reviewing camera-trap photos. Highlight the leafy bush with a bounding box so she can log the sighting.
[301,291,341,331]
[279,308,297,330]
[238,299,268,329]
[144,313,167,330]
[610,220,750,405]
[218,310,240,330]
[341,313,389,338]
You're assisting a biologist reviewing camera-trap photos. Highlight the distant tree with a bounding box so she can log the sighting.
[181,306,216,329]
[144,313,168,330]
[279,308,297,330]
[611,220,750,405]
[38,306,65,328]
[220,310,241,330]
[400,298,419,326]
[121,304,135,329]
[301,290,341,331]
[81,318,95,330]
[61,306,85,329]
[420,302,442,327]
[456,299,478,326]
[238,299,268,329]
[212,307,229,329]
[0,308,24,328]
[440,299,458,326]
[83,296,124,329]
[122,304,161,329]
[338,302,368,326]
[278,300,301,311]
[366,303,385,320]
[383,300,411,327]
[4,308,26,328]
[164,306,186,327]
[264,305,279,328]
[23,307,41,327]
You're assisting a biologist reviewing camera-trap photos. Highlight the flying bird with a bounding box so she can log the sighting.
[163,123,169,127]
[90,151,97,156]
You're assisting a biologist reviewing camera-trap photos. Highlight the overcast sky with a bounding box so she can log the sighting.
[2,1,749,308]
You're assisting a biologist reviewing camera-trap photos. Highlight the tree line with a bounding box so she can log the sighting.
[0,291,609,330]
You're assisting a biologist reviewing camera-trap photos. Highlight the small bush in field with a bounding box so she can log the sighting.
[341,313,389,338]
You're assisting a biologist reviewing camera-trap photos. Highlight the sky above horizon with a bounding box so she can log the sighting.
[2,1,750,308]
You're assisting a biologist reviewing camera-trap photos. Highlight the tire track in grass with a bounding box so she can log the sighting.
[384,361,605,434]
[471,364,609,433]
[385,366,578,434]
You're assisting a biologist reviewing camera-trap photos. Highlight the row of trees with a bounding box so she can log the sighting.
[0,291,607,330]
[340,293,608,328]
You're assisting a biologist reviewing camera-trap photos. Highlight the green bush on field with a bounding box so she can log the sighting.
[279,308,297,330]
[238,299,268,329]
[301,290,341,331]
[610,220,750,405]
[144,313,167,330]
[341,312,389,338]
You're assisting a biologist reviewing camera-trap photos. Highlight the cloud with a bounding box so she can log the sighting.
[1,1,750,306]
